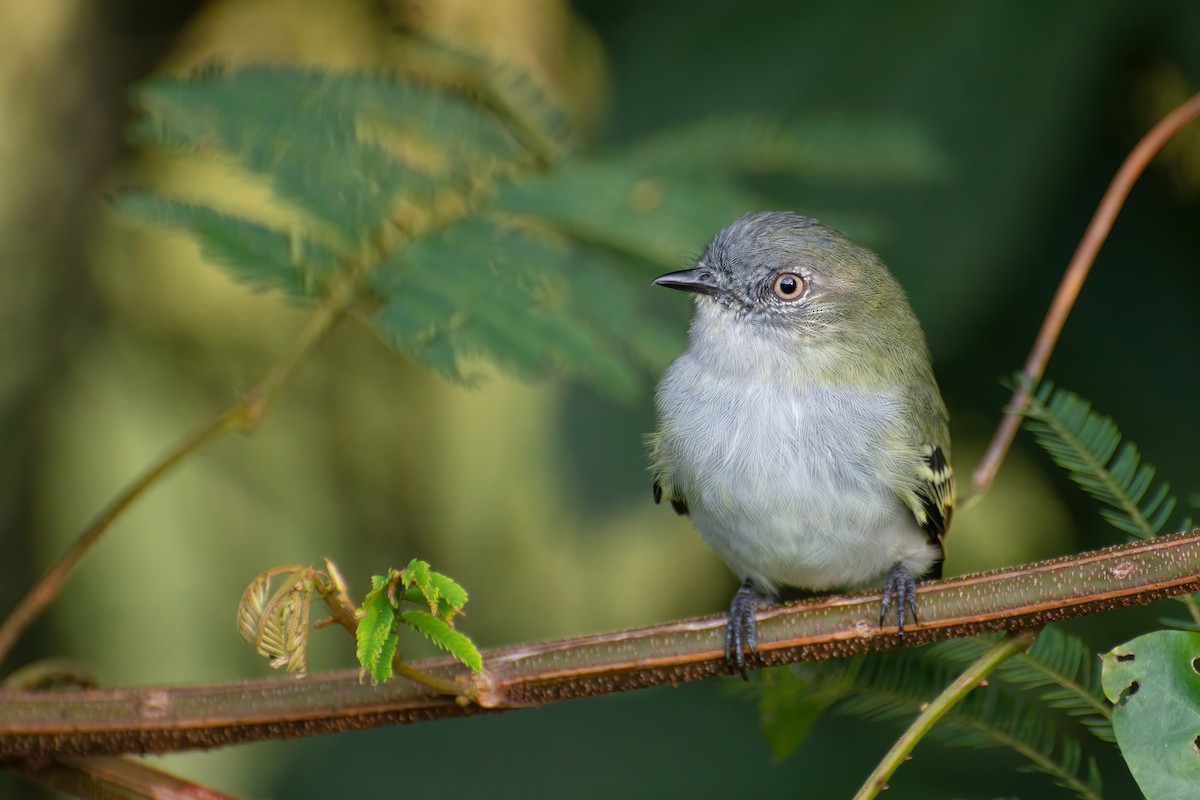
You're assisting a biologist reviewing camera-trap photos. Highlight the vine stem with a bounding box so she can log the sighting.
[311,567,475,699]
[3,528,1199,761]
[15,757,238,800]
[970,91,1200,503]
[852,629,1039,800]
[1023,386,1200,627]
[0,275,357,668]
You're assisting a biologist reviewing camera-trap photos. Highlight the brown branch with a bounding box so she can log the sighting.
[2,528,1198,763]
[971,91,1200,498]
[14,757,238,799]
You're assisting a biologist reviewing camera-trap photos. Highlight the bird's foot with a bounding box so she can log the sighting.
[725,579,762,679]
[880,562,919,637]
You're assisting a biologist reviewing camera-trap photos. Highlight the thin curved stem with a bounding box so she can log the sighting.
[0,276,356,668]
[970,91,1200,501]
[0,407,241,666]
[852,630,1039,800]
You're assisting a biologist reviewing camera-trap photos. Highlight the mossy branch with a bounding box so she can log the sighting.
[1,528,1197,762]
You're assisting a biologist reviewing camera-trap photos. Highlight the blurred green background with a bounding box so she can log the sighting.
[2,0,1199,796]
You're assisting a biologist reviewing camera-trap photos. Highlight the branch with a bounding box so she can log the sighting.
[13,757,238,800]
[970,90,1200,500]
[2,528,1198,762]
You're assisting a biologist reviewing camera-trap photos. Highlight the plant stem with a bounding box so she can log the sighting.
[315,572,473,699]
[393,661,471,698]
[852,630,1039,800]
[0,407,241,666]
[3,528,1199,761]
[14,757,239,800]
[0,277,356,668]
[1023,389,1200,627]
[970,90,1200,502]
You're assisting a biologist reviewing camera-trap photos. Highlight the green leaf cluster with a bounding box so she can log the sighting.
[759,626,1111,798]
[1020,379,1199,625]
[115,55,941,396]
[356,559,480,683]
[1020,380,1178,539]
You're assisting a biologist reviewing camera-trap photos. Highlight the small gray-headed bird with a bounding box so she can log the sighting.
[649,212,954,674]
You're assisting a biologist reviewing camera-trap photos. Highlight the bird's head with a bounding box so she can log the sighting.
[654,211,909,344]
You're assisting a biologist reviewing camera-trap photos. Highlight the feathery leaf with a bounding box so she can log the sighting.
[932,627,1114,743]
[836,648,1104,800]
[399,609,482,673]
[113,194,340,296]
[119,58,940,397]
[1021,380,1178,540]
[356,578,398,684]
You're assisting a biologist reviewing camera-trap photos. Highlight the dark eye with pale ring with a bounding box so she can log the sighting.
[771,272,805,301]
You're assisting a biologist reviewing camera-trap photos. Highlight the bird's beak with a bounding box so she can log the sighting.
[653,267,721,296]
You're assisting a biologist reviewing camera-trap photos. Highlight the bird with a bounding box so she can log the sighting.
[648,211,953,675]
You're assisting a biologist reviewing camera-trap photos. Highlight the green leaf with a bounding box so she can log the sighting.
[1021,380,1199,619]
[495,160,764,267]
[367,215,650,396]
[403,569,470,623]
[372,630,398,685]
[113,193,340,296]
[757,662,858,759]
[399,559,436,609]
[356,579,398,684]
[933,626,1114,743]
[1021,380,1180,540]
[399,609,483,673]
[395,561,470,623]
[129,66,532,243]
[117,63,940,399]
[427,571,468,615]
[1101,631,1200,800]
[833,647,1103,799]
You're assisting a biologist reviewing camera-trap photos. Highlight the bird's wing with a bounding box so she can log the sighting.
[902,443,955,579]
[647,430,689,516]
[652,478,689,516]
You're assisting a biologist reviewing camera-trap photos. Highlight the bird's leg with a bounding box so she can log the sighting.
[879,562,920,637]
[725,578,763,679]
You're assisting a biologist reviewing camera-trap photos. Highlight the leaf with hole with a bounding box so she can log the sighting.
[1101,631,1200,799]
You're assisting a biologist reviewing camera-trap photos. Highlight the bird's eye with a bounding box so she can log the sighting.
[771,272,805,301]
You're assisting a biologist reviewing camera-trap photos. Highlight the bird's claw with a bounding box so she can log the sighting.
[880,563,920,637]
[725,579,761,679]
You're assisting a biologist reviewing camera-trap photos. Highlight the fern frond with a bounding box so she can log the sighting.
[119,56,941,397]
[837,650,1103,799]
[119,64,671,397]
[932,627,1113,743]
[368,215,642,395]
[1021,380,1178,540]
[112,195,340,296]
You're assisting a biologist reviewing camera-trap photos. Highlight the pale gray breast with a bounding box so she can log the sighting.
[657,350,907,575]
[662,350,898,475]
